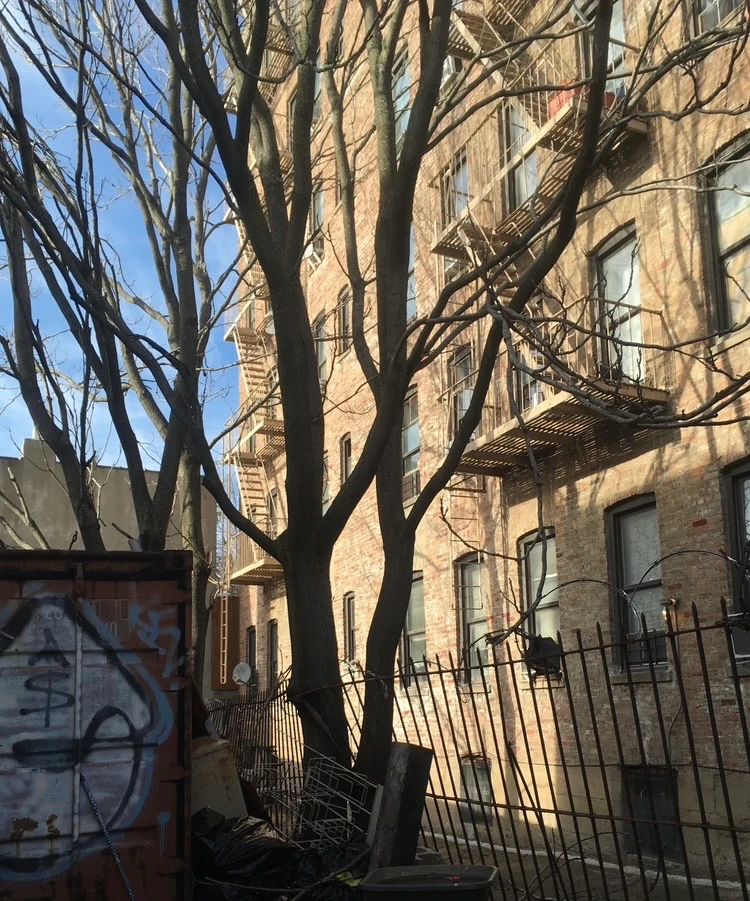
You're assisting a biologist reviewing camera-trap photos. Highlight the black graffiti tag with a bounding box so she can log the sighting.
[19,627,74,728]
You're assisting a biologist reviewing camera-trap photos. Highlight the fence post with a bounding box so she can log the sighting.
[369,741,433,870]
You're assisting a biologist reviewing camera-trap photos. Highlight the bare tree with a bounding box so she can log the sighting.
[0,0,747,781]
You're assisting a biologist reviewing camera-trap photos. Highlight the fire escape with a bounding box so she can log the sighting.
[437,0,668,477]
[223,259,285,585]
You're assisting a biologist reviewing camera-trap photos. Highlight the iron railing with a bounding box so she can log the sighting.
[209,602,750,901]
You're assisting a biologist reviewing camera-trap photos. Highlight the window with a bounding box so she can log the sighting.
[694,0,744,32]
[611,497,666,667]
[267,619,279,688]
[727,464,750,657]
[514,341,548,412]
[401,573,427,686]
[246,626,258,693]
[340,433,352,484]
[709,145,750,331]
[267,488,280,536]
[407,225,417,322]
[401,388,420,502]
[582,0,627,96]
[322,451,330,513]
[393,52,411,147]
[313,315,328,385]
[343,592,356,661]
[310,183,325,258]
[504,104,538,212]
[595,230,645,382]
[623,767,682,862]
[441,148,470,227]
[287,92,296,148]
[460,757,493,823]
[521,530,560,638]
[337,289,352,353]
[312,55,322,122]
[443,254,471,286]
[458,554,488,681]
[448,346,474,441]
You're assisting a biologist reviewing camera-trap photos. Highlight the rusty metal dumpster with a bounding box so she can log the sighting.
[0,551,192,900]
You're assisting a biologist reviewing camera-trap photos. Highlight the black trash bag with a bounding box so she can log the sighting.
[192,806,299,885]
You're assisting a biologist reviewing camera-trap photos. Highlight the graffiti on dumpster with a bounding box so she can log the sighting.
[0,594,174,881]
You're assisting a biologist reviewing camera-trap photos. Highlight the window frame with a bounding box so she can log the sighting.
[337,288,352,353]
[441,148,470,227]
[322,451,330,513]
[692,0,744,34]
[503,103,539,213]
[622,766,683,862]
[457,553,488,683]
[340,433,353,485]
[246,626,258,693]
[459,756,494,824]
[726,462,750,658]
[520,528,560,639]
[266,619,279,689]
[343,592,356,662]
[448,345,474,441]
[310,183,325,259]
[313,314,328,385]
[593,227,645,383]
[609,495,667,668]
[407,224,417,322]
[401,387,421,502]
[401,572,427,687]
[706,139,750,333]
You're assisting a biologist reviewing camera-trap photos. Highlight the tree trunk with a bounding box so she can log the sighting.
[355,530,416,784]
[284,544,350,766]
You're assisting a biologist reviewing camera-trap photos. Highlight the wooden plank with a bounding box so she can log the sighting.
[369,742,434,870]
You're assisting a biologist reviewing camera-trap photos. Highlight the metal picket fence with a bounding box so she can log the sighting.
[207,601,750,901]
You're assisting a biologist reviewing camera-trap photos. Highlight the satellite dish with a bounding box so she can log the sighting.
[232,662,252,685]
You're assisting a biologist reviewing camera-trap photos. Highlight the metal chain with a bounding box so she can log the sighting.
[79,771,137,901]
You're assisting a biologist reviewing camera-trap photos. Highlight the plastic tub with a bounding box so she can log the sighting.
[360,865,498,900]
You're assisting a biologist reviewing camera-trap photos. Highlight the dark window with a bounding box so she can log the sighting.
[595,230,646,383]
[246,626,258,693]
[343,593,356,661]
[407,225,417,322]
[448,346,474,441]
[709,146,750,331]
[267,619,279,689]
[337,289,352,353]
[402,388,420,502]
[623,767,682,862]
[340,434,353,484]
[521,529,560,638]
[441,148,470,227]
[401,573,426,686]
[458,554,488,681]
[727,464,750,657]
[313,315,328,384]
[460,756,493,822]
[694,0,744,32]
[611,497,666,667]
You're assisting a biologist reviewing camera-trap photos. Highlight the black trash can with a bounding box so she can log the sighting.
[360,865,497,900]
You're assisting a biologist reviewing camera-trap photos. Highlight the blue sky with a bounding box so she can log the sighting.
[0,54,239,470]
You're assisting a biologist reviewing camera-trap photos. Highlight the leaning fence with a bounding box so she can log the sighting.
[207,601,750,901]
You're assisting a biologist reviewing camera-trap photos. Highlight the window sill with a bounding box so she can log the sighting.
[521,672,565,690]
[610,666,672,685]
[711,326,750,355]
[728,659,750,678]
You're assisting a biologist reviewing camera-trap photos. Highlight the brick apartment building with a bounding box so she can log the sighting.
[212,0,750,888]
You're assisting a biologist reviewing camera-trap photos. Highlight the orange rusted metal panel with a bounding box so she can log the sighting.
[0,551,192,901]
